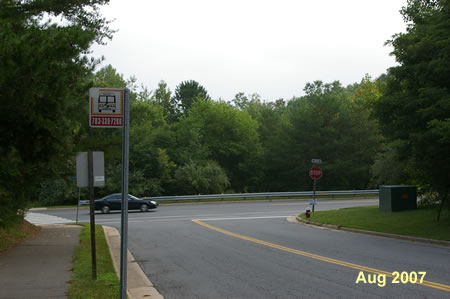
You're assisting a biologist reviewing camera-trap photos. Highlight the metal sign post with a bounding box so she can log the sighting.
[76,187,80,224]
[119,89,130,299]
[76,151,104,280]
[312,179,317,212]
[309,165,322,212]
[88,152,97,280]
[88,87,128,298]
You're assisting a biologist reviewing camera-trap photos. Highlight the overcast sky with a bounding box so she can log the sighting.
[91,0,407,102]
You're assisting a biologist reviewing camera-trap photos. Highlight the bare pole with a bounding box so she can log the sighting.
[88,151,97,280]
[312,179,317,212]
[120,89,130,299]
[76,187,80,224]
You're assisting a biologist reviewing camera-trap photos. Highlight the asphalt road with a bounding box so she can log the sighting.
[37,199,450,298]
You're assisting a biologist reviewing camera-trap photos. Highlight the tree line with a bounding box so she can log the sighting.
[1,0,448,228]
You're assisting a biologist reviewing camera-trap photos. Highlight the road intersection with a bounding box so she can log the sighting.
[27,199,450,298]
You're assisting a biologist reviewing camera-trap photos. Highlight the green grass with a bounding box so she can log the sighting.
[299,206,450,241]
[68,224,121,299]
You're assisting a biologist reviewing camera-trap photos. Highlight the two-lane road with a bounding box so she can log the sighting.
[31,199,450,298]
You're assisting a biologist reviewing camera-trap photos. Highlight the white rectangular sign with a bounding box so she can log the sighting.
[76,152,105,187]
[89,88,124,128]
[311,159,322,164]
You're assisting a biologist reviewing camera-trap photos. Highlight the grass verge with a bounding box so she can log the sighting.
[299,205,450,241]
[0,220,41,255]
[68,224,120,299]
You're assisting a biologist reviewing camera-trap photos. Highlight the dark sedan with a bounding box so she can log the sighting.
[94,193,158,214]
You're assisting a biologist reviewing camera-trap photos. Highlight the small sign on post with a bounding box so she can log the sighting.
[89,88,124,128]
[88,88,129,299]
[309,166,322,212]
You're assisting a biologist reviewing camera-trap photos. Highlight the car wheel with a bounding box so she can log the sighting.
[101,205,110,214]
[140,204,149,212]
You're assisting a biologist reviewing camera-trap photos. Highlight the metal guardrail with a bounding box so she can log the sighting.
[142,189,379,202]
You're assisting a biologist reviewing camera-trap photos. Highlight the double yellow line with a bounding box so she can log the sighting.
[192,219,450,293]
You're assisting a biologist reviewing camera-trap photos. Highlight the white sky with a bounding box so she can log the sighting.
[91,0,407,102]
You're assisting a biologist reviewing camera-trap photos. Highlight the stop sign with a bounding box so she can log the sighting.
[309,166,322,180]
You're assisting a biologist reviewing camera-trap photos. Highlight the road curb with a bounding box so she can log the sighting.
[103,226,164,299]
[296,216,450,248]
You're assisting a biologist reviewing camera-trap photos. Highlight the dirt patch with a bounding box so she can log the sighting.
[0,220,41,256]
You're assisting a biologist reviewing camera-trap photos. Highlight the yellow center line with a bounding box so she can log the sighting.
[192,219,450,293]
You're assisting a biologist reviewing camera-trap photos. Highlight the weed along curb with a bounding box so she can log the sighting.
[102,226,164,299]
[296,216,450,248]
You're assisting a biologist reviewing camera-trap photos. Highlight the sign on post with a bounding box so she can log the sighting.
[76,151,105,280]
[76,152,105,187]
[309,166,322,212]
[89,88,124,128]
[88,88,130,298]
[309,166,322,180]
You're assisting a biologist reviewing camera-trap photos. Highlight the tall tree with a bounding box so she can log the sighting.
[374,0,450,218]
[0,0,112,227]
[173,80,210,116]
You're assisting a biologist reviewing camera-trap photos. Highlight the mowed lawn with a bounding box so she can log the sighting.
[300,206,450,241]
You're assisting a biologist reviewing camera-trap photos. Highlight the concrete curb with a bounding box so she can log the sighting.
[295,216,450,248]
[103,226,164,299]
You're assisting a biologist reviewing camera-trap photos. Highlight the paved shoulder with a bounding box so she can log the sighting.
[0,225,82,298]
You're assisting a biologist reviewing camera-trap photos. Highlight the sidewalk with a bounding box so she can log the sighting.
[0,224,82,299]
[3,211,163,298]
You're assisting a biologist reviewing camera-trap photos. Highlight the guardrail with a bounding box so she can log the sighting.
[142,189,379,202]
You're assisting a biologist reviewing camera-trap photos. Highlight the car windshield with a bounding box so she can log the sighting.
[128,195,140,200]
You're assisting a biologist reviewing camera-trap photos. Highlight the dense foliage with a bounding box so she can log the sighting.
[1,0,448,227]
[373,0,450,218]
[0,0,112,227]
[73,70,383,200]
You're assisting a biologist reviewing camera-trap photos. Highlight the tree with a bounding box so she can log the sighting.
[374,0,450,219]
[153,80,178,122]
[174,160,229,195]
[93,64,127,88]
[0,0,112,227]
[267,81,381,191]
[176,100,262,192]
[173,80,210,116]
[235,96,286,191]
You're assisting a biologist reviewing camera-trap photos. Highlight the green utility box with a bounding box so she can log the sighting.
[379,185,417,212]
